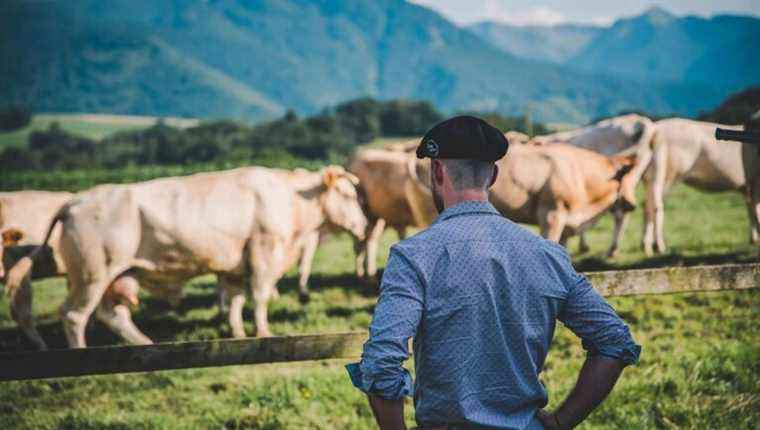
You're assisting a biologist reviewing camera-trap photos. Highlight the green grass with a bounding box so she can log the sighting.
[0,114,153,149]
[0,183,758,428]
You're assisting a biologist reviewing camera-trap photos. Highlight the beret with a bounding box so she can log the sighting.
[416,115,509,161]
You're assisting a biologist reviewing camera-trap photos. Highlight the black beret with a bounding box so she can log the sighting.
[416,115,509,161]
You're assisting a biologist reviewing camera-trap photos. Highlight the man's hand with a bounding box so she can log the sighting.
[536,409,561,429]
[368,394,407,430]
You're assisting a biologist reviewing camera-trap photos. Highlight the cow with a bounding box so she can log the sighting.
[348,148,436,279]
[527,114,657,253]
[5,165,368,348]
[1,191,72,350]
[487,143,638,255]
[631,118,759,255]
[399,142,639,256]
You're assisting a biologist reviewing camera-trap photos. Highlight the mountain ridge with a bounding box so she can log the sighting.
[0,1,742,123]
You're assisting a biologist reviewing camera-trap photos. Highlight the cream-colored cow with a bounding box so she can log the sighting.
[633,118,759,255]
[1,191,72,349]
[6,166,367,348]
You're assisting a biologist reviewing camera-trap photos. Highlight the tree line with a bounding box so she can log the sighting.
[0,98,544,171]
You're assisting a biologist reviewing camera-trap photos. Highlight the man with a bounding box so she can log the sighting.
[346,116,641,430]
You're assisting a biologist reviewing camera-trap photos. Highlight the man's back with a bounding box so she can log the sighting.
[402,201,567,428]
[347,116,640,430]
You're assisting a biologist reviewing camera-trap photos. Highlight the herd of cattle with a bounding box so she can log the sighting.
[0,114,757,350]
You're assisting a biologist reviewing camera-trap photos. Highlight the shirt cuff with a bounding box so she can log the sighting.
[346,362,414,400]
[586,343,642,366]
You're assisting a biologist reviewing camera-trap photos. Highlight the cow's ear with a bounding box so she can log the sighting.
[1,228,24,246]
[322,166,346,188]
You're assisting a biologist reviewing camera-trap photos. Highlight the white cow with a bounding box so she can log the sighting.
[633,118,759,255]
[6,166,368,348]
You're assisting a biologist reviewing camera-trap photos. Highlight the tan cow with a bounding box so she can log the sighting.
[1,191,72,349]
[631,118,759,255]
[527,114,657,253]
[6,166,368,348]
[399,143,638,255]
[488,144,638,254]
[349,148,436,278]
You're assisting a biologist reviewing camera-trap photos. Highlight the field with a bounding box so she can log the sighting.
[0,114,198,149]
[1,182,759,428]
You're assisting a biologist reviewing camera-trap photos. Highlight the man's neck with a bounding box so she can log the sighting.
[443,190,489,210]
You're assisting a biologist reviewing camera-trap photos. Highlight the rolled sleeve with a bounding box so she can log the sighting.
[560,273,641,365]
[346,247,424,399]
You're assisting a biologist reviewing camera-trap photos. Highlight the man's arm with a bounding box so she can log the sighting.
[541,247,641,428]
[538,356,625,429]
[345,247,424,430]
[369,395,407,430]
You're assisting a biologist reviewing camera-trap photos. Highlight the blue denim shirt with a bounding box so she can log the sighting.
[347,201,640,429]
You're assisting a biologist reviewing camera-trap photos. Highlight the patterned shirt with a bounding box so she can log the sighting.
[347,200,641,429]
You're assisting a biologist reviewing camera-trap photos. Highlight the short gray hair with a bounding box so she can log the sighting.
[441,159,495,191]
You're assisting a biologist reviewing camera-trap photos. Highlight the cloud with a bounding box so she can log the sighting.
[409,0,568,26]
[492,5,567,26]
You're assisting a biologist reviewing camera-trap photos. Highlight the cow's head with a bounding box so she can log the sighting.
[321,166,369,241]
[0,228,24,279]
[610,154,638,212]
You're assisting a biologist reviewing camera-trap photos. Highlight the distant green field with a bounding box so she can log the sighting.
[0,114,199,149]
[0,178,758,428]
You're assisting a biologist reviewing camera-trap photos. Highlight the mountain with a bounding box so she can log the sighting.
[0,1,731,123]
[466,22,602,64]
[570,7,760,91]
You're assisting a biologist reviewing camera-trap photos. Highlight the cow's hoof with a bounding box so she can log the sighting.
[298,292,311,305]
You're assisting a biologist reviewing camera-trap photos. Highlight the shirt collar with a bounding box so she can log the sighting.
[433,200,501,224]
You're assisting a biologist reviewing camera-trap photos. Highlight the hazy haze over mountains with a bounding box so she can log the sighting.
[0,1,755,124]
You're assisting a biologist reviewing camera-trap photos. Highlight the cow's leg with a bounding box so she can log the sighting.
[218,274,246,338]
[249,236,286,338]
[396,226,408,241]
[364,218,386,279]
[578,233,590,254]
[539,205,568,244]
[297,230,319,303]
[746,175,760,245]
[60,273,110,348]
[607,207,630,258]
[95,276,152,345]
[9,277,48,350]
[353,238,367,279]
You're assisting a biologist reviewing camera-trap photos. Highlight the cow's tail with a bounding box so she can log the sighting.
[4,208,66,298]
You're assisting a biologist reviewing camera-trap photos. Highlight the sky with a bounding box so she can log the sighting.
[408,0,760,26]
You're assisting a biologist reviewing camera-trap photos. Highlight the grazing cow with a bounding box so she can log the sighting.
[632,118,759,255]
[349,148,436,278]
[399,143,639,256]
[6,166,368,348]
[1,191,72,349]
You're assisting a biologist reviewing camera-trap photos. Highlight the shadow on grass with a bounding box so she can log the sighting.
[574,249,760,272]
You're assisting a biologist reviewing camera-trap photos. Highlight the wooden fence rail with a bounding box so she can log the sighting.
[1,263,757,382]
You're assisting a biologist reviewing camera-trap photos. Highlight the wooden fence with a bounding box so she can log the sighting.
[1,263,757,382]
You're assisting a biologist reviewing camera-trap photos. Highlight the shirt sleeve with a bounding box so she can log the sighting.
[549,246,641,365]
[346,246,424,399]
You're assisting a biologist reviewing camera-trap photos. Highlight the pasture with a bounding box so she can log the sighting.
[0,113,197,149]
[1,184,759,429]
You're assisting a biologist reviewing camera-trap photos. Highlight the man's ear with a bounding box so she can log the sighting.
[2,228,24,247]
[431,159,444,185]
[489,164,499,188]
